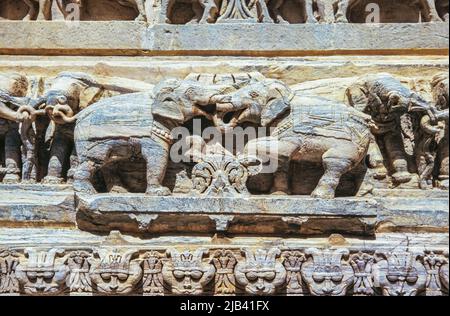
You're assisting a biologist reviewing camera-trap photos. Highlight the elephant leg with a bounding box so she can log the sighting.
[188,2,203,24]
[437,136,449,189]
[198,0,218,23]
[134,0,147,21]
[23,0,37,20]
[421,0,442,21]
[303,0,318,23]
[141,138,171,196]
[271,157,291,195]
[3,128,22,184]
[165,0,176,23]
[43,134,71,184]
[335,0,349,23]
[317,0,336,23]
[66,148,78,184]
[384,132,412,184]
[258,0,275,23]
[73,159,98,194]
[312,146,356,198]
[270,0,287,24]
[37,0,52,20]
[367,136,387,180]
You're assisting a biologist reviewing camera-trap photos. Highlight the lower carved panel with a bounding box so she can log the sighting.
[1,233,448,296]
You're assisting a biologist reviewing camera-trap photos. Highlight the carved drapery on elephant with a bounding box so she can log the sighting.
[345,73,435,185]
[212,79,374,198]
[71,78,241,195]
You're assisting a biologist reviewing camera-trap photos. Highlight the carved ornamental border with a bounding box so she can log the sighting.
[1,246,448,296]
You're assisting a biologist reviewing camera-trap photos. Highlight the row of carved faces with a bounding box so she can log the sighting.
[0,247,448,296]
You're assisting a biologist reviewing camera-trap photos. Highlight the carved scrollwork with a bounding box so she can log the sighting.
[0,249,20,294]
[210,249,238,295]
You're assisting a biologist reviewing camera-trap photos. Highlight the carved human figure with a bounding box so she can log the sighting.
[71,78,239,195]
[0,73,36,183]
[213,79,374,198]
[346,73,434,185]
[166,0,221,23]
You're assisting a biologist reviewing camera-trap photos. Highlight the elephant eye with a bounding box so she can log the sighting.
[250,91,259,98]
[57,96,68,104]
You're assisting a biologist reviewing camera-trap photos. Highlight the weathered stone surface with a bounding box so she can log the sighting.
[76,194,379,235]
[0,2,448,297]
[0,186,75,227]
[0,22,447,55]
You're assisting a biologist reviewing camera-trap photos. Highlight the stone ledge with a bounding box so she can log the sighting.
[76,194,379,236]
[0,22,448,56]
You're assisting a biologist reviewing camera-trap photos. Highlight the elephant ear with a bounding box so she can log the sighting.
[152,80,185,123]
[261,81,293,127]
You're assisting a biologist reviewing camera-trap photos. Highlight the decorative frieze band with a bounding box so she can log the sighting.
[1,246,448,296]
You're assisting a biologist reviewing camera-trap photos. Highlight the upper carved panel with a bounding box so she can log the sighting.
[0,0,448,23]
[0,71,448,198]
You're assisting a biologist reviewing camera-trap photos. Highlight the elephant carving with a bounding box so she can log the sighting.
[0,73,36,183]
[346,73,435,185]
[33,72,151,184]
[166,0,221,24]
[71,78,241,195]
[416,72,449,189]
[22,0,83,20]
[213,79,374,198]
[267,0,318,23]
[316,0,445,23]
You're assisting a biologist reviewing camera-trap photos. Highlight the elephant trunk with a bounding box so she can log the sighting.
[45,104,79,124]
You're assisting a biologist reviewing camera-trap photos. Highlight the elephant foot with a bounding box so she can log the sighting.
[276,16,290,24]
[2,174,20,184]
[311,186,335,199]
[335,16,349,23]
[43,176,64,185]
[135,14,147,22]
[392,171,412,184]
[271,190,289,196]
[23,15,32,21]
[187,19,199,25]
[73,180,97,195]
[372,167,388,180]
[305,17,318,24]
[22,179,37,185]
[110,185,129,194]
[146,185,171,196]
[419,179,433,190]
[438,179,449,190]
